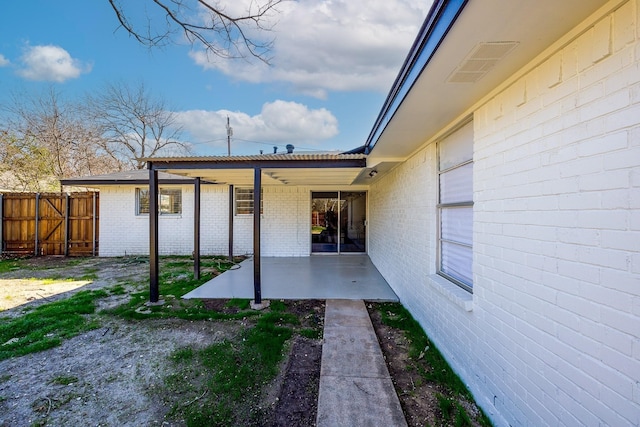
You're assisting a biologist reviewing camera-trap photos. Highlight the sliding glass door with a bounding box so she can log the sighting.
[311,191,366,253]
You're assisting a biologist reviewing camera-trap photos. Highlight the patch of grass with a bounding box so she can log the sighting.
[40,277,91,285]
[268,299,287,312]
[299,328,321,339]
[225,298,250,310]
[455,402,473,427]
[378,302,469,396]
[0,289,107,361]
[49,375,78,386]
[108,284,127,295]
[0,374,11,384]
[165,305,299,426]
[437,393,454,419]
[436,393,474,427]
[104,257,257,322]
[374,302,493,427]
[0,259,21,273]
[80,268,99,281]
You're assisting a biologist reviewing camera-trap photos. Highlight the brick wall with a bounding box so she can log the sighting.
[99,185,312,257]
[369,1,640,425]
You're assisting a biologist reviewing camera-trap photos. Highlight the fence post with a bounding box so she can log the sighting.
[92,192,97,256]
[64,193,70,256]
[0,194,3,254]
[34,193,40,256]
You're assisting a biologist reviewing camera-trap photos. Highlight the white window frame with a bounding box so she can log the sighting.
[235,187,263,216]
[437,121,473,292]
[136,187,182,216]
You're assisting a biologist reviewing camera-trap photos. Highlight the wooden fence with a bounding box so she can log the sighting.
[1,192,99,256]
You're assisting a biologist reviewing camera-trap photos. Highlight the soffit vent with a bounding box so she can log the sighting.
[447,41,519,83]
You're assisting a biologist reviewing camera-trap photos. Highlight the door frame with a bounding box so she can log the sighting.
[310,190,367,255]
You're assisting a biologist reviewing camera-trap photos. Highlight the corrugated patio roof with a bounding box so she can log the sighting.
[144,152,371,186]
[144,153,367,162]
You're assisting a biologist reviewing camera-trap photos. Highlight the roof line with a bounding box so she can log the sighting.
[148,157,367,170]
[363,0,468,154]
[59,178,216,186]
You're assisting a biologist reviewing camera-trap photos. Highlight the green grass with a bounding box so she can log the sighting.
[0,289,107,361]
[164,303,302,427]
[0,259,21,273]
[0,255,327,427]
[374,302,493,427]
[49,375,79,386]
[104,258,257,321]
[0,255,246,359]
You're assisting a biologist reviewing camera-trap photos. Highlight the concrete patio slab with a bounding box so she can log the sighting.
[316,299,407,427]
[182,255,398,301]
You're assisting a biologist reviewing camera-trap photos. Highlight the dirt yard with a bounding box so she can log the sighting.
[0,256,488,427]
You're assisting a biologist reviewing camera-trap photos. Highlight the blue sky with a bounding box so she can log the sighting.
[0,1,430,156]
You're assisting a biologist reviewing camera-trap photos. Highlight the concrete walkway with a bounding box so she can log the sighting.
[316,299,407,427]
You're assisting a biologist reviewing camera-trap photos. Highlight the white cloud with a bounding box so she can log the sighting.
[17,45,91,82]
[0,54,9,67]
[174,100,339,153]
[190,0,430,98]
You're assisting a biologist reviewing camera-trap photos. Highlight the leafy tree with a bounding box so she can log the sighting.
[85,81,191,170]
[107,0,284,63]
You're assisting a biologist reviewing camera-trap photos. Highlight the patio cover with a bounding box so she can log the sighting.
[144,153,368,304]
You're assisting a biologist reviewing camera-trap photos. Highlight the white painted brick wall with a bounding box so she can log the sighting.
[99,185,312,257]
[369,1,640,425]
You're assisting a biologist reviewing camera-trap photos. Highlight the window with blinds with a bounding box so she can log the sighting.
[136,188,182,215]
[438,121,473,291]
[235,187,263,215]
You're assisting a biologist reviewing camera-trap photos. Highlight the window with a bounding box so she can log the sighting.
[136,188,182,215]
[438,121,473,291]
[235,187,263,215]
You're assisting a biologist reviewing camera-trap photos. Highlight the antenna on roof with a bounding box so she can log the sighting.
[226,116,233,156]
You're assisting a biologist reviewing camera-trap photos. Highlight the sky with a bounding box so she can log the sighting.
[0,1,431,156]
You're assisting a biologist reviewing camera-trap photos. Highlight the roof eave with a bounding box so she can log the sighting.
[59,178,202,187]
[364,0,468,154]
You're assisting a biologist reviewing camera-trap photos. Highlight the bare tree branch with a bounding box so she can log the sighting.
[86,81,191,170]
[107,0,284,64]
[0,88,121,191]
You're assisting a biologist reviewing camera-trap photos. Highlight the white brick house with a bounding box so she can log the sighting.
[64,169,369,257]
[65,0,639,425]
[364,0,639,425]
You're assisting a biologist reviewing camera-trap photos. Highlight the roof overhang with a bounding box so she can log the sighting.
[60,170,210,187]
[365,0,611,162]
[146,154,370,186]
